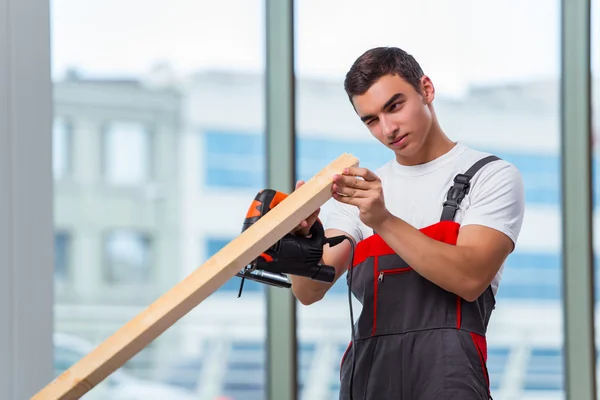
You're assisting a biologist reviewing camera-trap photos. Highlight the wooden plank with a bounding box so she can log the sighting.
[32,152,359,400]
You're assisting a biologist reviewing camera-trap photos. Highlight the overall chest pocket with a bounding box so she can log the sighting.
[373,255,415,336]
[373,254,459,335]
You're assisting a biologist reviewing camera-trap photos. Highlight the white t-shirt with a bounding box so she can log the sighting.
[323,142,525,295]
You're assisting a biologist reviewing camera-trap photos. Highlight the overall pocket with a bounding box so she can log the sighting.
[373,255,413,336]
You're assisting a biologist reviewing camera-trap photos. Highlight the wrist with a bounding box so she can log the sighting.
[372,210,395,233]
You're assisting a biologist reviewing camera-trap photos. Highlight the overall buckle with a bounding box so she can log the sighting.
[443,174,471,209]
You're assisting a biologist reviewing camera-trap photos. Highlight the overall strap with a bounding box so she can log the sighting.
[440,155,501,222]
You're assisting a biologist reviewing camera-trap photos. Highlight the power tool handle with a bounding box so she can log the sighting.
[242,189,288,232]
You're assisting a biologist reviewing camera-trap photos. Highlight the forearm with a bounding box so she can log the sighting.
[290,271,332,305]
[374,215,489,301]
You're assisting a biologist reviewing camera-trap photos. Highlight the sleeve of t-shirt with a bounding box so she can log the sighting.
[321,197,364,243]
[461,161,525,246]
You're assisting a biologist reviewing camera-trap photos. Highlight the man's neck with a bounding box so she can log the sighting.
[396,127,455,166]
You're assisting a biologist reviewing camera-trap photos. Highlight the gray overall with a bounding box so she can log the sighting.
[339,156,500,400]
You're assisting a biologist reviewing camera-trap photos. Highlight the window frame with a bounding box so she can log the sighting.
[0,0,54,397]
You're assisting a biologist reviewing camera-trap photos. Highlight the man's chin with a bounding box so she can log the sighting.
[391,142,413,155]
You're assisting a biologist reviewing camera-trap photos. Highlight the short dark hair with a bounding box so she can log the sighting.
[344,47,424,102]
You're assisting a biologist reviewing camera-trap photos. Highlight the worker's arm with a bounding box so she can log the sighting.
[332,166,523,302]
[289,228,355,305]
[287,180,357,305]
[371,217,512,301]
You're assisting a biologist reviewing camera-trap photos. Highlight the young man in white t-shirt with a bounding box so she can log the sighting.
[290,47,525,399]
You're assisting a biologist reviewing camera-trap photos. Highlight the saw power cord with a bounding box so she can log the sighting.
[345,236,357,400]
[324,234,357,400]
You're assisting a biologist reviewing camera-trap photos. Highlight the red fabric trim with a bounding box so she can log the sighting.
[353,233,394,267]
[372,256,379,336]
[420,220,461,245]
[470,332,489,388]
[456,296,462,329]
[340,341,352,379]
[470,332,488,362]
[381,267,412,275]
[352,220,460,266]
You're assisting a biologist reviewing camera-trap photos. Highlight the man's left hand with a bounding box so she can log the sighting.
[332,167,391,229]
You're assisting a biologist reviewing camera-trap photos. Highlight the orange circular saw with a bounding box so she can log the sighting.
[236,189,346,297]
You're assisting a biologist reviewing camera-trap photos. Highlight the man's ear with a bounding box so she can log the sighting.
[420,75,435,104]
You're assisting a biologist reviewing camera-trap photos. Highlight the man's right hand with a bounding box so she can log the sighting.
[292,180,320,237]
[288,180,355,306]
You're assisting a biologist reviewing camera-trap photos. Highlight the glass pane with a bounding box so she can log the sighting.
[295,1,562,399]
[51,1,266,399]
[103,121,150,185]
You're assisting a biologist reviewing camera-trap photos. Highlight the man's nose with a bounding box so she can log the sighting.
[380,115,398,137]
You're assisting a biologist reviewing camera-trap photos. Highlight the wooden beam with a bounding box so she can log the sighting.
[31,153,359,400]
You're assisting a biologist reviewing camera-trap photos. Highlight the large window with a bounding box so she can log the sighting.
[295,1,563,399]
[51,1,267,399]
[39,1,600,400]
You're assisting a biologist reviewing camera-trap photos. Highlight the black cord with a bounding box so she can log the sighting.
[322,234,356,399]
[344,236,356,400]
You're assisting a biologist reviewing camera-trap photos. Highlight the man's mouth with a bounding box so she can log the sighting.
[390,133,409,147]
